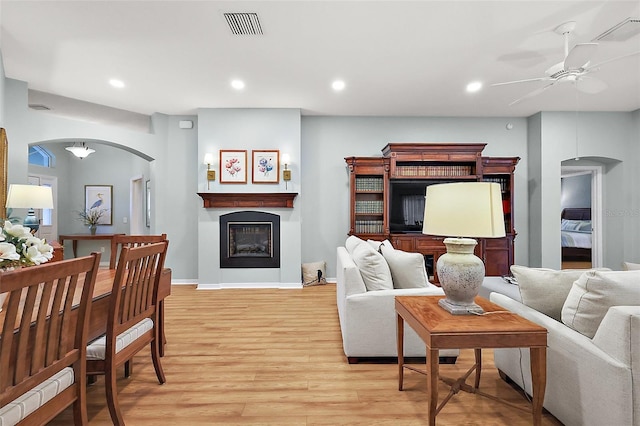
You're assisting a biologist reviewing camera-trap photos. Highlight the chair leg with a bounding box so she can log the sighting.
[72,381,89,425]
[105,367,125,426]
[151,337,166,384]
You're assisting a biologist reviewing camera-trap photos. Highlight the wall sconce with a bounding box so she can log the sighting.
[204,153,215,189]
[281,153,291,189]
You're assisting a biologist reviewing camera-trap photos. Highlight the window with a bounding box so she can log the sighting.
[29,145,54,167]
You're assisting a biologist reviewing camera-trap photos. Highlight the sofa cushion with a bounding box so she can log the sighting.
[623,261,640,271]
[562,270,640,338]
[380,245,428,289]
[367,239,394,253]
[510,265,606,321]
[345,235,365,254]
[350,241,393,291]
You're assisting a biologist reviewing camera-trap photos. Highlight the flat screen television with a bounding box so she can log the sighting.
[389,180,439,233]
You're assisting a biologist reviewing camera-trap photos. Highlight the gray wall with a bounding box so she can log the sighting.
[561,174,591,210]
[528,111,638,269]
[301,116,529,277]
[3,67,640,281]
[3,77,199,280]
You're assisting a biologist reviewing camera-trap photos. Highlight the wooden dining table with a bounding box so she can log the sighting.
[0,266,172,355]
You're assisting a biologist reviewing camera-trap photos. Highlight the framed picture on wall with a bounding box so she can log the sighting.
[85,185,113,225]
[220,150,247,183]
[252,150,280,184]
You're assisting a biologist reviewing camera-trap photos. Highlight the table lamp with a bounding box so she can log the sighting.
[5,184,54,234]
[423,182,505,315]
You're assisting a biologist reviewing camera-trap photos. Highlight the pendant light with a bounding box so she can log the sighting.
[66,142,95,159]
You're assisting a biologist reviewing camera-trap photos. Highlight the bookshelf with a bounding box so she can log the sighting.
[346,144,519,282]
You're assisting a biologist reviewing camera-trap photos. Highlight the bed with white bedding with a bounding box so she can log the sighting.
[561,208,592,261]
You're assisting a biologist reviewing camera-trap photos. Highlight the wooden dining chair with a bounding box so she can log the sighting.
[86,241,168,426]
[0,253,101,426]
[108,234,169,375]
[108,234,167,269]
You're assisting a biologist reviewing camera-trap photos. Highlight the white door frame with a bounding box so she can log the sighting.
[130,175,145,235]
[561,165,603,267]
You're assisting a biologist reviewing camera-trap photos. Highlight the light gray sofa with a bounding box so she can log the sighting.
[336,246,459,363]
[487,270,640,426]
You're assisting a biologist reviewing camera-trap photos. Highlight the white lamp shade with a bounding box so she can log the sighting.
[6,184,54,209]
[203,153,214,165]
[423,182,505,238]
[281,153,290,165]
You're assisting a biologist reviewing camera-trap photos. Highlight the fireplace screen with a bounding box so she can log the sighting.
[220,211,280,268]
[228,222,272,258]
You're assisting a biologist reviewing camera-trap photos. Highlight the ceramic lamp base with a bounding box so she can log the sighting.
[437,237,485,316]
[438,298,484,315]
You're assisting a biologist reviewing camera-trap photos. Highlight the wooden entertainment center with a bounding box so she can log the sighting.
[345,143,519,283]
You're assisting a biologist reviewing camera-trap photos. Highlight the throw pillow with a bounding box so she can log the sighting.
[301,261,327,286]
[623,261,640,271]
[345,235,365,254]
[562,270,640,338]
[510,265,609,322]
[350,241,393,291]
[367,239,394,253]
[380,245,428,289]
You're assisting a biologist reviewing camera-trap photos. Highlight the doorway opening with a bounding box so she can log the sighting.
[560,164,603,269]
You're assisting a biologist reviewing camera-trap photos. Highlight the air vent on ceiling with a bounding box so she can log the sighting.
[28,104,51,111]
[224,12,263,35]
[594,18,640,41]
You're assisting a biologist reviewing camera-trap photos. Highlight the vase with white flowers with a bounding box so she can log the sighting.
[0,220,53,271]
[77,208,108,235]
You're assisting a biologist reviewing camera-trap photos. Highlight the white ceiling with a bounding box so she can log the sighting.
[1,0,639,118]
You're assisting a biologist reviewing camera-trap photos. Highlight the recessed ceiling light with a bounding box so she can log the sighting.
[466,81,482,93]
[109,79,125,89]
[332,80,346,91]
[231,79,245,90]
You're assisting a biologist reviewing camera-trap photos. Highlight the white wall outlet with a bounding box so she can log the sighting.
[100,246,105,253]
[123,216,128,224]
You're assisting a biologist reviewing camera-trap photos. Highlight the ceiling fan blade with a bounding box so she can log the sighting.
[564,43,598,69]
[509,81,557,106]
[585,50,640,71]
[576,76,608,94]
[492,76,549,87]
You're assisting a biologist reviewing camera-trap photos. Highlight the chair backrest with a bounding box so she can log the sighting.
[0,253,101,422]
[107,241,168,341]
[109,234,167,269]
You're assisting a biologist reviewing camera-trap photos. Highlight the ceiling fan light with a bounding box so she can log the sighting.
[66,143,95,159]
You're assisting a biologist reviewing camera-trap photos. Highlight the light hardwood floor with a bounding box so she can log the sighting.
[51,284,562,425]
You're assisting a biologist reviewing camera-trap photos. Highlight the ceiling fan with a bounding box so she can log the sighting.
[493,21,640,106]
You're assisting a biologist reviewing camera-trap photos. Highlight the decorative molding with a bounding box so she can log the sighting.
[197,192,297,208]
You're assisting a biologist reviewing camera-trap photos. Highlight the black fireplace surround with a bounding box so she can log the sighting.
[220,211,280,268]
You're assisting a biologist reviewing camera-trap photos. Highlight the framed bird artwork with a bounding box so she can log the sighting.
[85,184,113,225]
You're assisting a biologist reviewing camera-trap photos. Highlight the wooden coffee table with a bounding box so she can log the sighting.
[395,295,547,426]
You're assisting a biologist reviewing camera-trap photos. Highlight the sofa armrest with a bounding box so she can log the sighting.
[592,306,640,367]
[336,247,367,297]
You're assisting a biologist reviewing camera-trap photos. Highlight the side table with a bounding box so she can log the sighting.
[395,295,547,425]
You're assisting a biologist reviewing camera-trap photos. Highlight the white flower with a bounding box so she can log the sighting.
[0,221,53,267]
[25,237,54,260]
[25,245,49,265]
[3,221,32,238]
[0,242,21,261]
